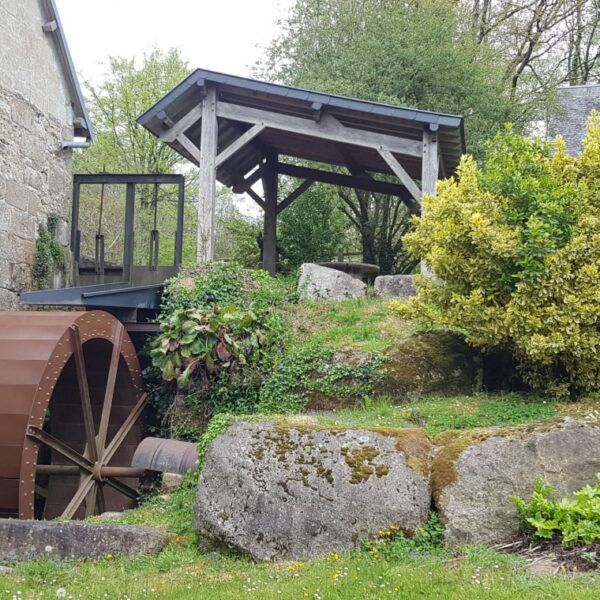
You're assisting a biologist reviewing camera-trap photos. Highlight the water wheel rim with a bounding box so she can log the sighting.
[1,310,145,519]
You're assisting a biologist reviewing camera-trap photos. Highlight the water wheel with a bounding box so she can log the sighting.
[0,310,147,519]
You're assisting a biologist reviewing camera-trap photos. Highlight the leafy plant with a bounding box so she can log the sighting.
[394,114,600,398]
[512,475,600,546]
[151,304,279,390]
[33,214,66,290]
[363,512,446,560]
[197,412,235,471]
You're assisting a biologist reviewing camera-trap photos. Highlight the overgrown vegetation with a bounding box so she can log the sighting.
[32,214,66,290]
[395,114,600,399]
[513,476,600,546]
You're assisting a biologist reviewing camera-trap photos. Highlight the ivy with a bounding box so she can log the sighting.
[258,343,387,414]
[33,214,66,290]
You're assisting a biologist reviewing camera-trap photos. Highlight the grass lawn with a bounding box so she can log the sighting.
[4,391,600,599]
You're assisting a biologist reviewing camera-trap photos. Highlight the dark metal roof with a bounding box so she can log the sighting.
[138,68,465,186]
[42,0,93,141]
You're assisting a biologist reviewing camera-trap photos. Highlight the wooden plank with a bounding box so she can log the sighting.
[277,180,313,214]
[421,128,439,196]
[378,148,422,201]
[232,165,263,193]
[246,188,266,210]
[197,85,218,262]
[159,103,203,143]
[262,152,278,275]
[276,162,419,214]
[177,133,201,163]
[216,102,422,158]
[216,124,265,168]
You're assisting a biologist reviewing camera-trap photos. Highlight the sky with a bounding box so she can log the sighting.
[55,0,294,217]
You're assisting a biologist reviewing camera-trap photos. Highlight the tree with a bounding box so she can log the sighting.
[278,184,348,270]
[259,0,523,273]
[393,115,600,398]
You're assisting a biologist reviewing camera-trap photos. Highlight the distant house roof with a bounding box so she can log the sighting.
[41,0,93,142]
[138,68,465,188]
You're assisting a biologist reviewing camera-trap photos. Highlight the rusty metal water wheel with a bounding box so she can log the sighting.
[0,310,147,520]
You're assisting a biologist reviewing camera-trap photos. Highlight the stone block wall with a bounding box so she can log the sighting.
[548,84,600,155]
[0,0,74,308]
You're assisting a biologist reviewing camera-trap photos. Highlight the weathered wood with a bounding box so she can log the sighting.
[216,101,422,158]
[246,187,266,210]
[198,86,218,262]
[216,124,265,168]
[277,180,313,214]
[378,148,422,201]
[277,162,419,214]
[262,152,279,275]
[421,128,439,196]
[159,104,203,143]
[176,133,201,163]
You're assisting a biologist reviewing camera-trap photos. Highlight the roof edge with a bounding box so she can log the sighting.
[42,0,94,143]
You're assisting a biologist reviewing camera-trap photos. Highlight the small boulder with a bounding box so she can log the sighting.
[195,422,432,561]
[378,331,482,401]
[298,263,366,301]
[0,520,167,561]
[432,419,600,547]
[374,274,416,299]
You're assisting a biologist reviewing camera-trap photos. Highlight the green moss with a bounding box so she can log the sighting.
[341,445,381,484]
[375,465,391,477]
[431,418,575,497]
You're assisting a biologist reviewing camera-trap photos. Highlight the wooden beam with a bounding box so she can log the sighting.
[197,86,218,262]
[215,124,266,168]
[246,187,266,210]
[177,133,201,163]
[277,180,313,214]
[216,101,422,158]
[276,162,419,214]
[262,151,278,275]
[421,128,439,196]
[160,103,203,143]
[378,148,422,202]
[232,164,263,193]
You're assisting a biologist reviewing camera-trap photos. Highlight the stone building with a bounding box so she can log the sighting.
[548,84,600,155]
[0,0,92,308]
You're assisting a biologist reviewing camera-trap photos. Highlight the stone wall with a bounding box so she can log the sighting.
[548,84,600,155]
[0,0,74,308]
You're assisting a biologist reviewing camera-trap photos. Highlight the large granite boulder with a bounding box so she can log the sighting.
[195,422,432,561]
[298,263,366,301]
[0,520,166,561]
[378,331,482,401]
[432,419,600,547]
[374,274,416,299]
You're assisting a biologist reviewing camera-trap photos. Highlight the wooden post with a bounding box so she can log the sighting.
[421,126,439,276]
[197,85,218,262]
[262,151,279,275]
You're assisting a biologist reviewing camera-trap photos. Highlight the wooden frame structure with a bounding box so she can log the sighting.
[139,69,465,274]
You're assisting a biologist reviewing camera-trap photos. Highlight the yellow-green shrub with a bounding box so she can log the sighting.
[392,114,600,398]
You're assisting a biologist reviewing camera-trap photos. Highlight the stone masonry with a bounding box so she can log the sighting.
[548,84,600,155]
[0,0,75,308]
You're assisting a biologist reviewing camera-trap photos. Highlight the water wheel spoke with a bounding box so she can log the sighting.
[102,393,148,466]
[85,484,98,518]
[27,426,93,474]
[97,483,106,514]
[96,323,124,455]
[70,325,98,462]
[103,476,139,501]
[62,474,95,519]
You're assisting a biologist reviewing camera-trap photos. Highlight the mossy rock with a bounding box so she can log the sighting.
[431,418,600,547]
[195,421,432,561]
[377,331,482,401]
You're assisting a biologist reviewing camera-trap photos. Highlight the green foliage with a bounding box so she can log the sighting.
[161,262,298,314]
[151,304,280,390]
[197,412,235,471]
[219,217,262,268]
[512,475,600,546]
[258,343,386,414]
[364,512,447,561]
[278,184,348,271]
[395,115,600,398]
[33,214,66,290]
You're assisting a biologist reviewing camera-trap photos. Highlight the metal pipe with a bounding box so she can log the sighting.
[36,464,146,478]
[61,140,92,150]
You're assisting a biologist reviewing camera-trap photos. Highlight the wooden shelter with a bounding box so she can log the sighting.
[138,69,465,274]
